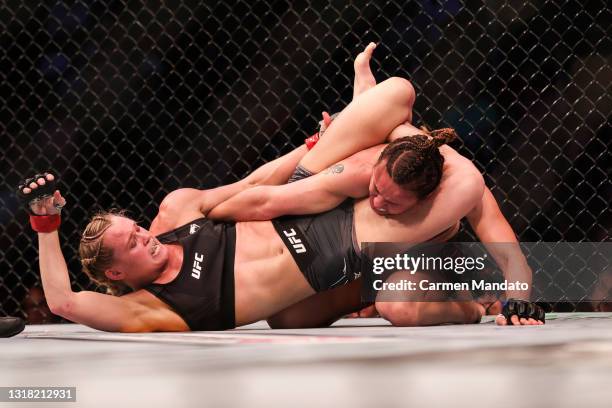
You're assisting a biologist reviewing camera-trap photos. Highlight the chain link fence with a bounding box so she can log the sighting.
[1,1,610,321]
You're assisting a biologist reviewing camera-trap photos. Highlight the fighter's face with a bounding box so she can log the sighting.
[102,216,168,288]
[368,161,419,216]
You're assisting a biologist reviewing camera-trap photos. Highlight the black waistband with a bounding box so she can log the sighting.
[221,224,236,328]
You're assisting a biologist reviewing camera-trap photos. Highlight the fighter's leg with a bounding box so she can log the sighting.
[304,42,379,144]
[374,271,483,326]
[266,278,364,328]
[315,42,378,136]
[207,44,390,196]
[295,42,415,174]
[377,300,483,326]
[297,77,415,174]
[353,43,424,140]
[353,42,378,99]
[361,219,479,326]
[190,45,379,212]
[353,44,425,139]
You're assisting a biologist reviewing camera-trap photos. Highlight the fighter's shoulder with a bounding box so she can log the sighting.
[439,144,465,161]
[444,146,485,202]
[438,146,484,201]
[441,146,482,178]
[151,188,204,233]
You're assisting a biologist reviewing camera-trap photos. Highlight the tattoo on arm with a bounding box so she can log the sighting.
[323,164,344,175]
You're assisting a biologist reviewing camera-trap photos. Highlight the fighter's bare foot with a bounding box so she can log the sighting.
[353,42,377,99]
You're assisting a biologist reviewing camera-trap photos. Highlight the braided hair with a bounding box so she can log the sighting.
[378,127,458,199]
[79,209,129,295]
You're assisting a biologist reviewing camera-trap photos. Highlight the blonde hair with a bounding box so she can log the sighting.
[79,209,129,296]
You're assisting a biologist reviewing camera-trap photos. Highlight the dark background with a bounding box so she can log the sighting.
[1,0,610,320]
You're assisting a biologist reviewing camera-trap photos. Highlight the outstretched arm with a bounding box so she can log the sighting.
[466,186,533,300]
[208,147,376,221]
[202,144,309,214]
[25,177,187,332]
[207,178,345,222]
[196,144,309,216]
[38,231,187,332]
[153,144,310,228]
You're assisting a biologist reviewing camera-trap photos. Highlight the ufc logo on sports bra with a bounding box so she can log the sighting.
[192,252,204,279]
[283,229,307,254]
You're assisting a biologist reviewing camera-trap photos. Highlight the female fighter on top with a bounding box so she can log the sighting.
[207,44,543,327]
[19,44,543,331]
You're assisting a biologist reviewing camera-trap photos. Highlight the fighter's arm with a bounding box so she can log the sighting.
[208,150,375,221]
[63,292,187,333]
[466,187,532,300]
[39,234,186,332]
[207,178,344,222]
[198,144,310,215]
[151,145,309,229]
[21,178,187,333]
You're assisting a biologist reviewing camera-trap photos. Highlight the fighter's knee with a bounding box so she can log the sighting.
[376,301,421,327]
[266,311,303,329]
[266,314,334,329]
[266,315,290,329]
[381,77,416,108]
